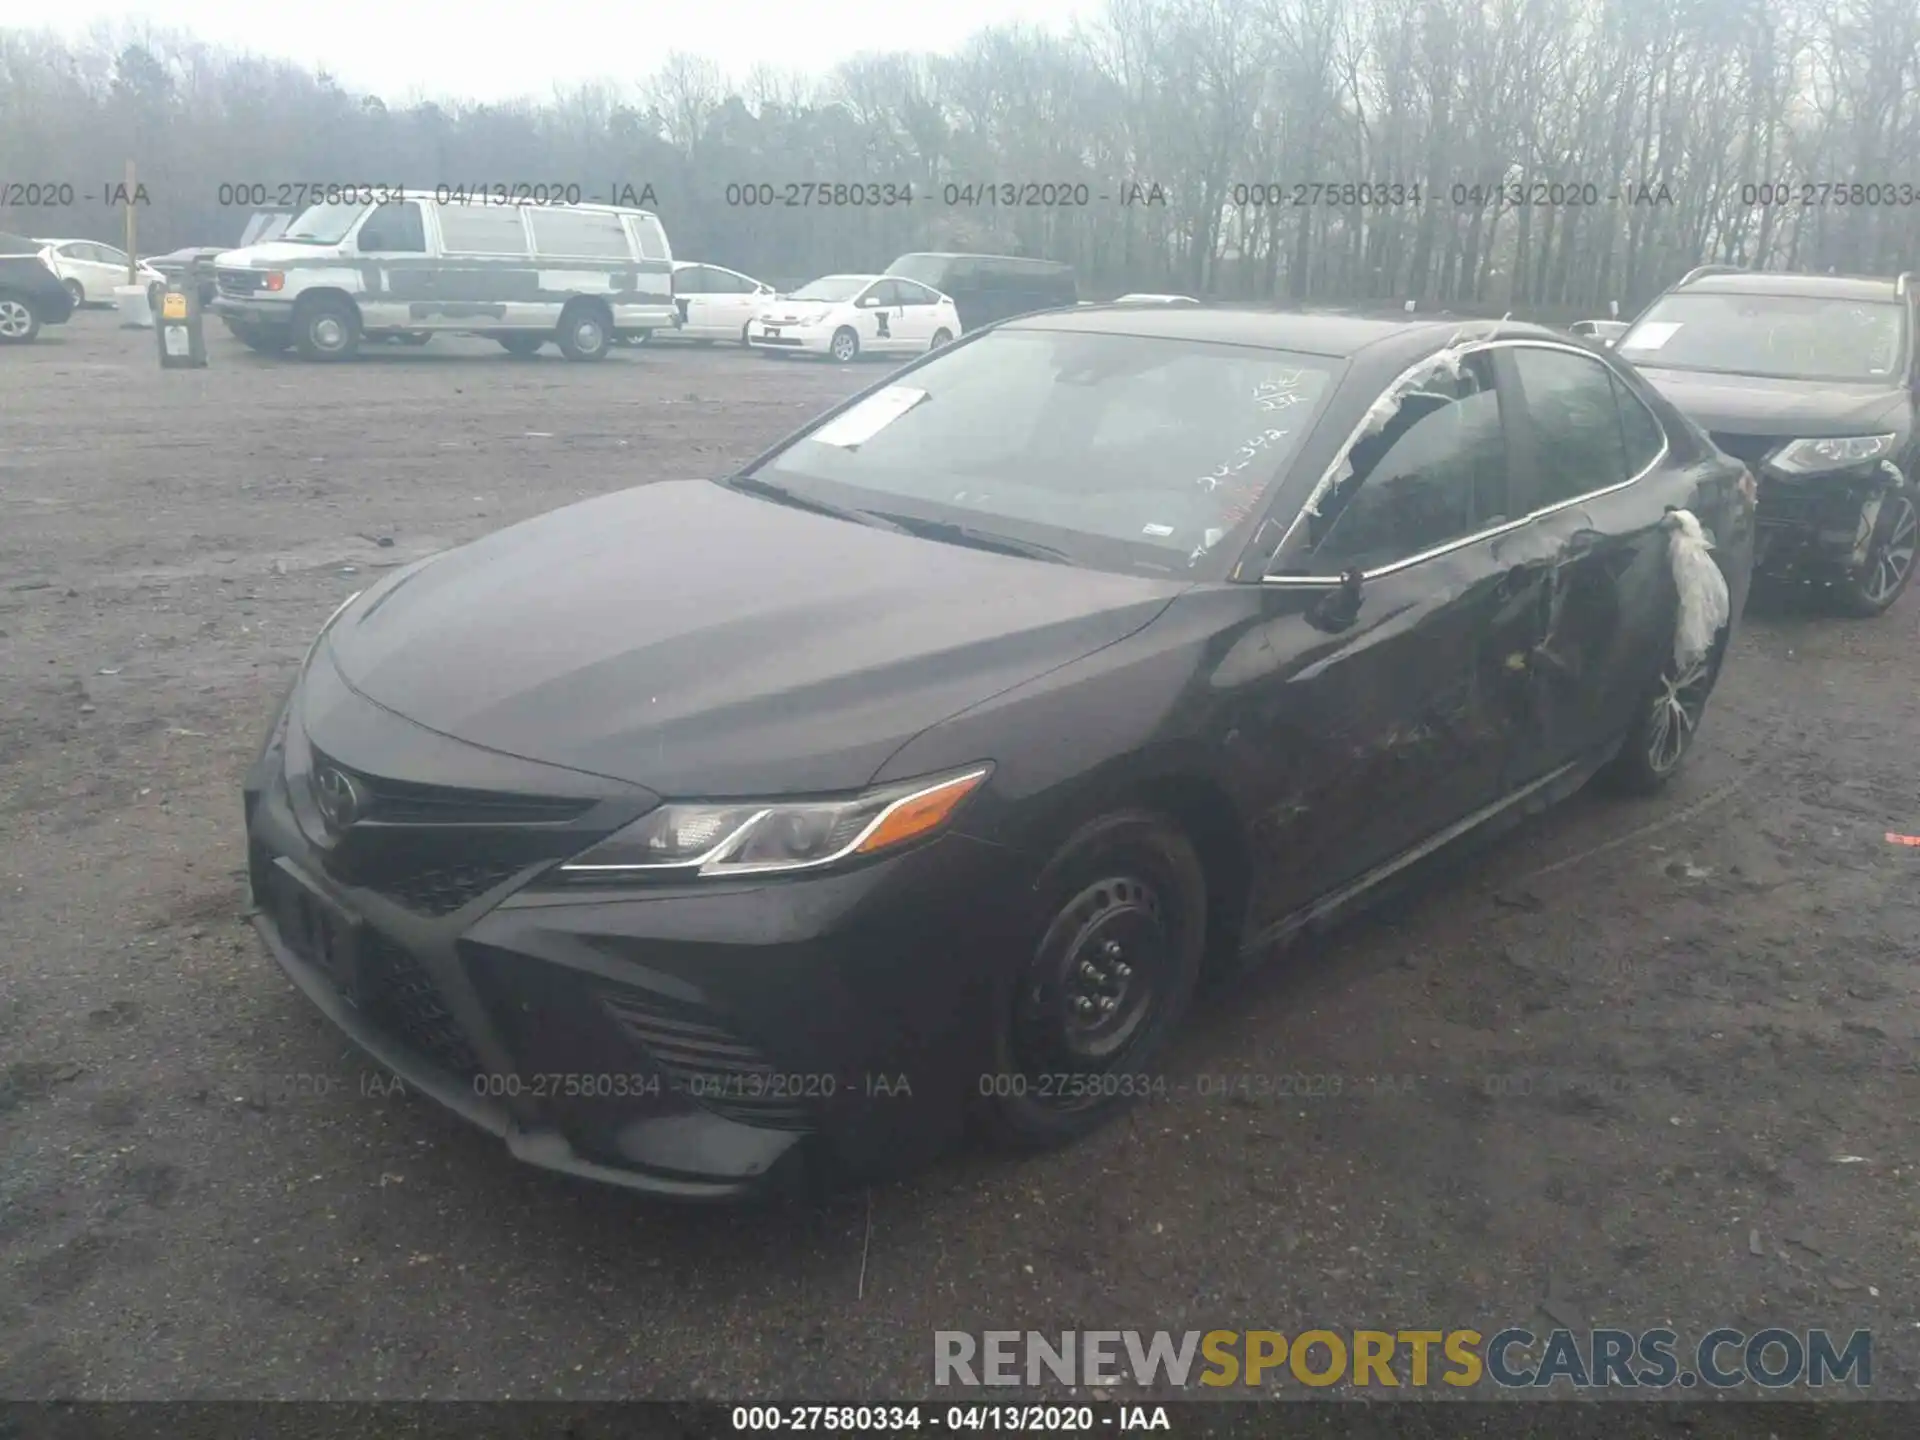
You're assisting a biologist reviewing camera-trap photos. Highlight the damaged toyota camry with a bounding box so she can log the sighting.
[243,307,1755,1201]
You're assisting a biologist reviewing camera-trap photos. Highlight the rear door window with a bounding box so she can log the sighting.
[1509,346,1633,509]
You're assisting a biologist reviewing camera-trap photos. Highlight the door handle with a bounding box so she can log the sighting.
[1492,564,1533,602]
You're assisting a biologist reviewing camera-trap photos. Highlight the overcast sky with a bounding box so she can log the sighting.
[16,1,1093,102]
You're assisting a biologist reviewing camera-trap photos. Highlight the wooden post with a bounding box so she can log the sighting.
[124,159,137,282]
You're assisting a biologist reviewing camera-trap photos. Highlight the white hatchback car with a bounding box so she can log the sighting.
[747,274,961,362]
[37,239,162,307]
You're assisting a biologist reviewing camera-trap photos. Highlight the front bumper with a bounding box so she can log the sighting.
[746,322,830,354]
[1751,466,1901,576]
[241,664,1034,1201]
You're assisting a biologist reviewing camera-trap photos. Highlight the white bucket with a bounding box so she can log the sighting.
[115,283,155,329]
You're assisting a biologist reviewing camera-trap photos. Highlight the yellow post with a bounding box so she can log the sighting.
[124,160,138,282]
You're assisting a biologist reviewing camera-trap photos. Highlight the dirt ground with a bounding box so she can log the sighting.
[1,309,1915,1402]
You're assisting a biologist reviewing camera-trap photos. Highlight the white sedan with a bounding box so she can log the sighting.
[747,274,962,362]
[659,261,778,345]
[36,239,162,307]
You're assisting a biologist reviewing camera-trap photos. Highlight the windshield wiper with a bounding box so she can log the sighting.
[724,474,906,531]
[859,511,1071,564]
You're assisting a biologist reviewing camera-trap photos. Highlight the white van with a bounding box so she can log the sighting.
[209,190,675,361]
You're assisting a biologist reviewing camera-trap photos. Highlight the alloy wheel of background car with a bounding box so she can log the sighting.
[831,327,859,363]
[1833,491,1918,617]
[0,296,38,342]
[930,328,953,350]
[64,279,85,307]
[978,810,1206,1151]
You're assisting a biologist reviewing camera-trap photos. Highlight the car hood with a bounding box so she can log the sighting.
[761,300,844,324]
[1634,365,1909,438]
[216,241,343,267]
[325,479,1185,795]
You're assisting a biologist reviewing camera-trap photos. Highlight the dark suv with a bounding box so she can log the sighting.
[1614,266,1917,615]
[0,233,75,344]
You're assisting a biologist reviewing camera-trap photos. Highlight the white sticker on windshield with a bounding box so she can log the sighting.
[1626,321,1682,349]
[806,386,930,448]
[1142,523,1175,537]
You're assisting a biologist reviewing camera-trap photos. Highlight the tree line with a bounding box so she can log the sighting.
[3,0,1918,314]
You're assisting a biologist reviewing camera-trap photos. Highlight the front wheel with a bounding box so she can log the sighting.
[557,302,612,361]
[975,810,1207,1152]
[1595,632,1726,796]
[1831,489,1918,617]
[0,294,42,343]
[292,297,361,361]
[829,327,860,364]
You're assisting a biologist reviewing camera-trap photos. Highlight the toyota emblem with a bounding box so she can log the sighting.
[312,765,364,831]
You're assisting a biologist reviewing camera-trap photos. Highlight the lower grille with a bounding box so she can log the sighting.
[360,932,482,1080]
[378,862,527,917]
[596,986,815,1131]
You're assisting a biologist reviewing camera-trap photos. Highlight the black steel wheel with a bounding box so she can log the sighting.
[1832,489,1918,617]
[977,810,1206,1151]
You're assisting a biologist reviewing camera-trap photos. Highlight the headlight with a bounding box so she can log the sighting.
[1769,434,1897,475]
[558,766,991,880]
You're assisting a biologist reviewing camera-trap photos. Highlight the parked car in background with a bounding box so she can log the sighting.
[243,307,1751,1200]
[1569,318,1628,346]
[210,191,676,361]
[1616,265,1918,616]
[35,239,163,307]
[639,261,777,345]
[747,274,961,362]
[884,253,1076,330]
[0,248,76,343]
[1114,293,1201,305]
[146,246,226,307]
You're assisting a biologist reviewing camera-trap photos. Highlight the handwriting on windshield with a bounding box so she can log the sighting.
[1252,372,1310,412]
[1196,428,1292,493]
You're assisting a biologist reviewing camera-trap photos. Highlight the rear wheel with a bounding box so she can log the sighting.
[0,294,41,343]
[930,328,953,351]
[976,810,1206,1152]
[1596,631,1726,795]
[1831,489,1918,617]
[292,296,361,361]
[498,334,545,358]
[556,301,612,361]
[829,327,860,364]
[64,279,85,308]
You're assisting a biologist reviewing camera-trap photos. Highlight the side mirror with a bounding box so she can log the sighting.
[1308,567,1366,632]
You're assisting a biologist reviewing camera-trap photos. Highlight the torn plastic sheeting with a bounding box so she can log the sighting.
[1666,508,1730,672]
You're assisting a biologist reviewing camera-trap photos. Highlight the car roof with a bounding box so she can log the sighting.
[1002,304,1571,360]
[806,274,882,284]
[896,252,1069,267]
[1676,271,1905,302]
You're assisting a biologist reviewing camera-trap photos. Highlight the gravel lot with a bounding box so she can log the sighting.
[1,309,1916,1401]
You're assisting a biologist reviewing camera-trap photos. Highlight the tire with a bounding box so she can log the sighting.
[498,335,545,357]
[1830,488,1918,617]
[556,301,612,361]
[64,279,85,308]
[292,296,361,361]
[829,327,860,364]
[0,293,41,343]
[975,810,1207,1153]
[233,327,291,355]
[930,328,953,351]
[740,322,753,347]
[1595,628,1728,796]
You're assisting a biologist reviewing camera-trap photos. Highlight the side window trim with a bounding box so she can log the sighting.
[1262,338,1669,587]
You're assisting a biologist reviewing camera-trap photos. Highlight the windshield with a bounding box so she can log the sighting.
[788,277,868,303]
[279,201,369,245]
[1618,292,1907,382]
[738,328,1340,576]
[885,255,946,286]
